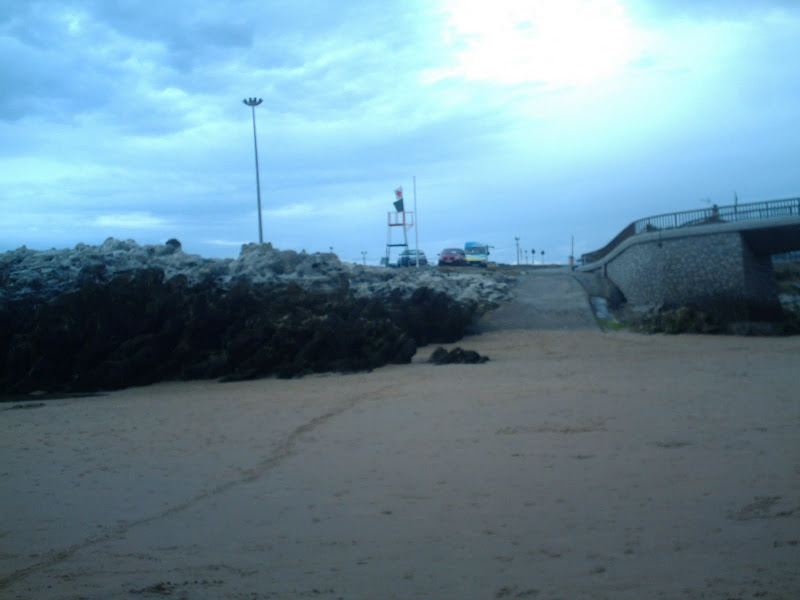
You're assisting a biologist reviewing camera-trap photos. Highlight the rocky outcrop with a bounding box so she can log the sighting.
[0,238,510,307]
[0,238,346,303]
[1,239,512,394]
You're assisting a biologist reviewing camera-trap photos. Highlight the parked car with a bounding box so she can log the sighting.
[397,249,428,267]
[438,247,467,266]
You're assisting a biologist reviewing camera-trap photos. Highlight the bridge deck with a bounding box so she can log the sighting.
[582,197,800,265]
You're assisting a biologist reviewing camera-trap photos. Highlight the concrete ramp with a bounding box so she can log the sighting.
[475,269,598,331]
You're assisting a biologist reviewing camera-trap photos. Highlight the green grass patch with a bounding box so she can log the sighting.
[596,317,627,331]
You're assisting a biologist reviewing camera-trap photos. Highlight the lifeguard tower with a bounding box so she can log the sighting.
[385,187,414,266]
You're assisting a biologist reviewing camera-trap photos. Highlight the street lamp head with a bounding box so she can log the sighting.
[243,97,263,106]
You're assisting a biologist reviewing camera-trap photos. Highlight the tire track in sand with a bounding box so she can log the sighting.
[0,385,389,590]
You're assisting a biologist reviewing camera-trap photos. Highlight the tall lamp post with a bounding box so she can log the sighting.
[243,97,264,244]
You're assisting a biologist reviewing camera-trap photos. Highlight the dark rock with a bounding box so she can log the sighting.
[429,346,489,364]
[0,272,438,393]
[77,263,108,285]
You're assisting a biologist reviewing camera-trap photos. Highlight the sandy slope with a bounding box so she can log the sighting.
[2,328,799,599]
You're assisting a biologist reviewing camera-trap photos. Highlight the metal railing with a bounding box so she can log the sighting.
[581,197,800,264]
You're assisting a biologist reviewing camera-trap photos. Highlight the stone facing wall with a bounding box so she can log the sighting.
[605,230,779,316]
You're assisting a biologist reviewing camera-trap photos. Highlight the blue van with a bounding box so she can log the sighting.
[464,242,489,267]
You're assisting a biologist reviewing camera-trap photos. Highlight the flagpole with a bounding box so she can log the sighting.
[413,176,419,267]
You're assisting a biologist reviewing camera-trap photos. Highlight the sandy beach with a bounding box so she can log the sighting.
[2,329,799,599]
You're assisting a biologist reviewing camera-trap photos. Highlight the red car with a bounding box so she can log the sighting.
[438,247,467,266]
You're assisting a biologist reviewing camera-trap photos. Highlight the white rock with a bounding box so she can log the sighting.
[0,239,513,313]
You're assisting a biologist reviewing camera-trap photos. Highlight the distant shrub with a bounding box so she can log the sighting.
[775,260,800,282]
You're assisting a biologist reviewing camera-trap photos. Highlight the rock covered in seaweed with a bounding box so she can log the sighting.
[0,239,512,394]
[428,347,489,364]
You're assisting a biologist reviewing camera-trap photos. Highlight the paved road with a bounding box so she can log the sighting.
[475,268,598,331]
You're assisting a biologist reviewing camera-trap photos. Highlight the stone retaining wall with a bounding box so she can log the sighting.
[605,231,781,318]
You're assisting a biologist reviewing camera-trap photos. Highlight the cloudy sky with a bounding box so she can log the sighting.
[2,0,798,265]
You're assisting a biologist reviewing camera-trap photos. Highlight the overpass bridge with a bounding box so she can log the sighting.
[578,197,800,319]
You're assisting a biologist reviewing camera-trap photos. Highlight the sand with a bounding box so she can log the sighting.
[1,329,799,599]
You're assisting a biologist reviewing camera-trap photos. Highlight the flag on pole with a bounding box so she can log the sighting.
[393,187,404,212]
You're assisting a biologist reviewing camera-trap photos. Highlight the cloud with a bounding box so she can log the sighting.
[628,0,799,23]
[205,238,248,247]
[435,0,647,88]
[1,0,799,266]
[0,1,244,132]
[91,212,167,229]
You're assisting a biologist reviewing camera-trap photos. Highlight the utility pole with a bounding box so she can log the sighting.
[413,176,420,267]
[243,97,264,244]
[570,235,574,266]
[514,236,520,265]
[361,250,367,266]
